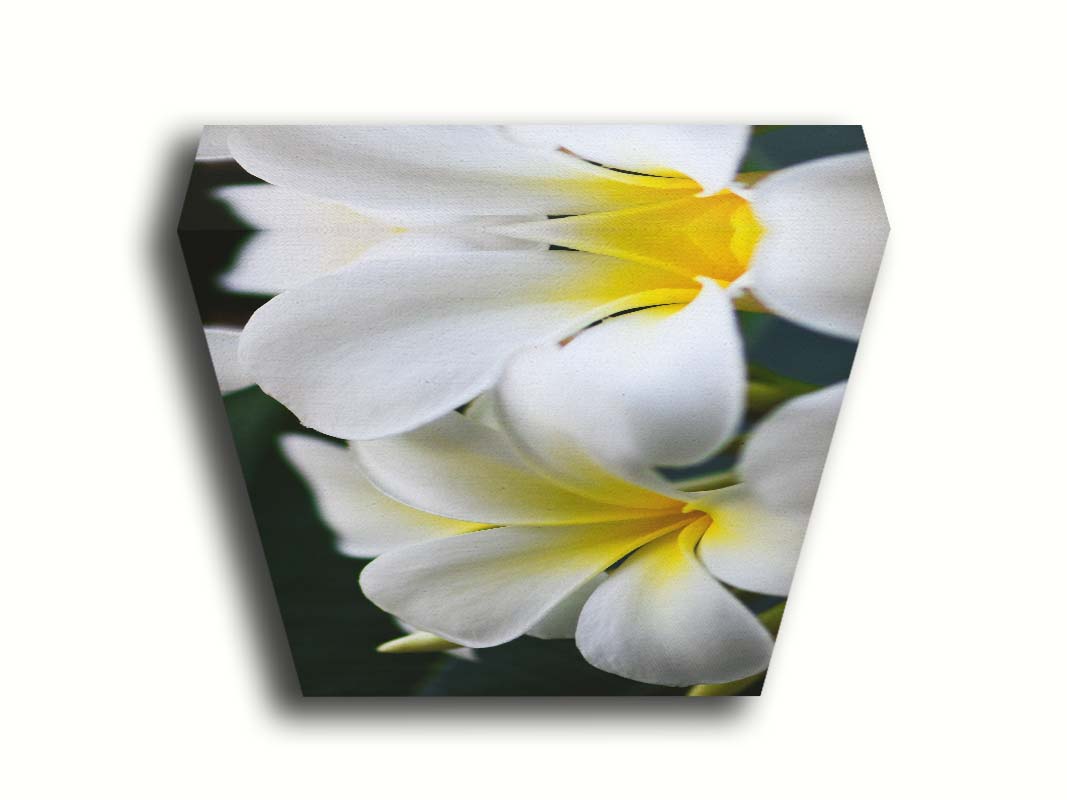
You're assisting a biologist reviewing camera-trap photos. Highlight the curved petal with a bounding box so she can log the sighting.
[360,517,686,648]
[526,573,607,640]
[228,125,699,219]
[195,125,237,161]
[493,279,744,504]
[354,412,661,525]
[239,251,692,440]
[222,231,371,295]
[575,523,774,685]
[504,124,750,195]
[214,183,385,231]
[691,485,807,597]
[204,327,252,393]
[738,383,846,515]
[747,152,889,340]
[280,435,478,558]
[215,184,397,294]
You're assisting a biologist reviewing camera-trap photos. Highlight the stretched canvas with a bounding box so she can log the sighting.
[178,125,888,696]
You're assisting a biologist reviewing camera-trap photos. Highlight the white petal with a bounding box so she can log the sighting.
[280,435,477,558]
[493,280,745,503]
[195,125,236,160]
[738,383,846,515]
[692,485,808,597]
[215,183,380,231]
[354,412,657,525]
[576,525,774,685]
[359,517,683,648]
[748,152,889,340]
[355,225,548,261]
[506,124,750,195]
[204,327,252,393]
[239,251,688,440]
[222,231,371,295]
[526,574,607,640]
[214,184,397,295]
[216,184,546,294]
[228,125,698,218]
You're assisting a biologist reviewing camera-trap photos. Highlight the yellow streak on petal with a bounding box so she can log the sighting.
[522,168,702,212]
[632,515,711,590]
[471,515,698,593]
[677,516,711,555]
[540,258,699,311]
[728,201,762,267]
[499,191,764,284]
[685,491,752,549]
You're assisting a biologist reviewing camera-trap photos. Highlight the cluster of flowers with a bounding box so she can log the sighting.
[201,125,888,688]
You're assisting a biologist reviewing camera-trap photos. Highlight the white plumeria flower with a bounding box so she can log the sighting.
[280,311,846,685]
[212,125,886,441]
[279,427,607,641]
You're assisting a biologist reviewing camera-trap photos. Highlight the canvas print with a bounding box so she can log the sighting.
[179,125,889,696]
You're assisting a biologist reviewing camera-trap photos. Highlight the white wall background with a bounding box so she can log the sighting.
[3,2,1064,797]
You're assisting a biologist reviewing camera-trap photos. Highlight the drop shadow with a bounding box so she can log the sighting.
[149,131,754,725]
[149,133,302,704]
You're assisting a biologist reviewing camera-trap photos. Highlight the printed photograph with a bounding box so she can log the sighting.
[178,124,889,696]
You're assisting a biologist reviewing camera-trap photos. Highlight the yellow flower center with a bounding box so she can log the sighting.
[634,510,715,587]
[560,190,760,284]
[508,189,763,288]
